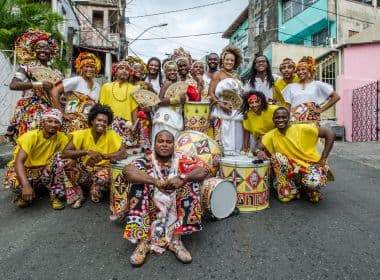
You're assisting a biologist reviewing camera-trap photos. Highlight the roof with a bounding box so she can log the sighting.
[222,6,249,39]
[73,0,118,7]
[338,19,380,48]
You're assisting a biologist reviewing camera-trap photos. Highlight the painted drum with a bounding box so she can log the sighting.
[175,130,222,176]
[183,101,211,133]
[201,177,237,219]
[220,155,270,212]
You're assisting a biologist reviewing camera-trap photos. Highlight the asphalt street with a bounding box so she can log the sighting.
[0,154,379,280]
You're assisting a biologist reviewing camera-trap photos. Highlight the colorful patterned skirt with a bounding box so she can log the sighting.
[290,102,321,124]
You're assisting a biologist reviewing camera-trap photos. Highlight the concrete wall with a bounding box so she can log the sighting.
[52,0,80,46]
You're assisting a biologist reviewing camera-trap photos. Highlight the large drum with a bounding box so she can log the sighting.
[175,131,221,176]
[183,101,211,133]
[201,178,237,219]
[220,155,270,212]
[110,155,140,215]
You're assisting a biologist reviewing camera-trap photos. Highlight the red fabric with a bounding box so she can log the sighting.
[137,110,146,119]
[186,85,200,101]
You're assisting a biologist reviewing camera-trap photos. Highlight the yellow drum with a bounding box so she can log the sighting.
[220,155,270,212]
[201,177,237,219]
[176,131,221,176]
[183,101,211,133]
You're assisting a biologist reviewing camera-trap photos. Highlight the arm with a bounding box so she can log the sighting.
[254,139,270,160]
[208,73,232,114]
[316,127,335,166]
[167,166,210,190]
[123,164,168,193]
[103,145,127,162]
[61,139,93,159]
[50,82,64,111]
[243,129,250,152]
[10,69,53,92]
[14,149,34,202]
[320,92,340,113]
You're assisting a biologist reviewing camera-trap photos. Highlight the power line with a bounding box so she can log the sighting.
[128,0,231,18]
[127,31,224,41]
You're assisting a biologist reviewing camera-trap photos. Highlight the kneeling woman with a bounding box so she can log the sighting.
[122,130,209,266]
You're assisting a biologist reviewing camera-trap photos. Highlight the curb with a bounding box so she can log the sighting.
[0,143,13,169]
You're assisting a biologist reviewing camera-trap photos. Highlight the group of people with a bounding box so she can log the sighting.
[3,28,340,267]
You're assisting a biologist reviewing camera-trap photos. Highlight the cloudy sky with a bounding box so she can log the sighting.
[125,0,248,62]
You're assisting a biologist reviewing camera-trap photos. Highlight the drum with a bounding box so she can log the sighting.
[201,178,237,219]
[175,131,221,176]
[110,155,140,214]
[183,101,211,133]
[220,155,270,212]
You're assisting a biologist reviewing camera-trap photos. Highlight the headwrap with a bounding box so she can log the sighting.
[191,60,205,69]
[111,60,129,77]
[74,52,101,74]
[279,58,296,69]
[163,60,178,73]
[296,56,316,75]
[41,108,63,124]
[125,56,148,75]
[248,94,258,103]
[171,47,192,65]
[15,28,59,63]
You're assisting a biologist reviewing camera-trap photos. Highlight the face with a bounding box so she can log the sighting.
[280,63,295,79]
[116,65,129,81]
[248,95,262,114]
[207,54,219,70]
[133,64,144,79]
[273,109,289,130]
[82,63,96,79]
[177,60,190,76]
[91,113,109,134]
[155,132,174,158]
[191,62,204,76]
[35,41,51,62]
[254,56,268,72]
[42,117,60,135]
[165,67,178,81]
[296,66,311,81]
[223,53,235,71]
[148,60,160,75]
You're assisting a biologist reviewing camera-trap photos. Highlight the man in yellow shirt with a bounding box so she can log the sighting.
[4,109,68,209]
[61,104,125,207]
[99,60,138,147]
[273,58,299,107]
[256,107,335,203]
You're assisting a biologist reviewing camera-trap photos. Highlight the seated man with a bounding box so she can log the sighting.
[61,104,125,208]
[122,130,209,267]
[256,107,335,203]
[4,109,68,209]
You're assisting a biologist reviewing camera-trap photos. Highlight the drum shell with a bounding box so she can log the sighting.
[183,101,211,133]
[220,156,270,212]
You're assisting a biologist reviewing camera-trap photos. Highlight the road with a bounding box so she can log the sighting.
[0,154,379,280]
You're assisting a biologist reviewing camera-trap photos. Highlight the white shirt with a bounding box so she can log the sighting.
[282,80,333,107]
[244,74,279,100]
[62,76,100,102]
[145,76,161,94]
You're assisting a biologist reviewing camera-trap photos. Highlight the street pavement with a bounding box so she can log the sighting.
[0,143,379,280]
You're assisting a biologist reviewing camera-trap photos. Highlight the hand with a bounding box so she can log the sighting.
[312,106,323,114]
[180,94,187,104]
[64,113,77,121]
[42,81,53,92]
[219,102,232,115]
[256,150,268,161]
[167,176,185,190]
[155,179,173,194]
[314,158,327,167]
[194,75,204,85]
[22,184,35,202]
[87,150,103,166]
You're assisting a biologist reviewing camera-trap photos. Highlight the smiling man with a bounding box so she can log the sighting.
[61,104,125,207]
[273,58,299,107]
[256,107,335,203]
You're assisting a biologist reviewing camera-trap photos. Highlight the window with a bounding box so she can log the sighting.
[283,0,317,22]
[312,28,329,47]
[92,10,104,29]
[109,10,118,33]
[350,0,373,5]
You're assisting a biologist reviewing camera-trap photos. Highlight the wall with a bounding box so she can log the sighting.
[229,19,250,76]
[52,0,80,46]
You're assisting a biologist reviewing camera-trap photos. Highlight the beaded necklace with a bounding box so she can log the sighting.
[111,81,129,102]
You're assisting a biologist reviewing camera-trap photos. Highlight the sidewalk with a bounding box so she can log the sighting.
[0,142,13,168]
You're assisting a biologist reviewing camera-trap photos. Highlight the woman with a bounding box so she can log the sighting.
[145,57,163,94]
[122,130,209,266]
[241,90,279,153]
[282,56,340,123]
[208,45,243,152]
[7,29,62,140]
[188,60,208,101]
[50,52,101,133]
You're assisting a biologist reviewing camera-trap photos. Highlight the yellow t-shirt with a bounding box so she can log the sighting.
[9,129,68,167]
[99,81,138,121]
[273,75,299,107]
[69,128,122,166]
[243,104,279,137]
[261,123,320,168]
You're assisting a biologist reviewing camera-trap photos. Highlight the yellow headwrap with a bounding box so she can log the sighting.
[74,52,101,74]
[296,56,316,75]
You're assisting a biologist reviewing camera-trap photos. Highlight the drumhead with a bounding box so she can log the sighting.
[210,180,237,219]
[220,155,269,168]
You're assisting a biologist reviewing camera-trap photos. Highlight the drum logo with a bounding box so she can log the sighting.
[245,170,261,189]
[195,139,211,154]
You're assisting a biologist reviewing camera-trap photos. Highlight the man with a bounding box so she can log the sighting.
[256,107,335,203]
[122,130,209,266]
[273,58,299,107]
[203,52,219,85]
[4,109,68,209]
[61,104,125,207]
[99,60,138,147]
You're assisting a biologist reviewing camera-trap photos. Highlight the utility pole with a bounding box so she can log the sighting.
[247,0,256,63]
[258,0,265,54]
[119,0,127,60]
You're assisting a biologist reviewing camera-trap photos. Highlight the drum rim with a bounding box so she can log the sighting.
[184,101,211,105]
[220,157,270,167]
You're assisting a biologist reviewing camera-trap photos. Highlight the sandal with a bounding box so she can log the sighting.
[70,199,82,209]
[130,241,150,267]
[168,240,192,264]
[12,195,30,208]
[90,189,102,203]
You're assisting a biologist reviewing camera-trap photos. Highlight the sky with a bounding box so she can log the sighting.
[125,0,248,62]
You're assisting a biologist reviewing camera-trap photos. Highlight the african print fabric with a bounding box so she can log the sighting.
[290,102,321,124]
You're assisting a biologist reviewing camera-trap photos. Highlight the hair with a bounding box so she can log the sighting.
[154,129,174,143]
[87,104,114,126]
[206,52,219,62]
[273,106,290,118]
[146,57,163,86]
[220,45,242,70]
[240,90,269,114]
[248,55,275,89]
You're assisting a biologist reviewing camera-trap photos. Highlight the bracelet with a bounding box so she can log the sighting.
[31,81,43,88]
[86,150,90,155]
[255,149,262,155]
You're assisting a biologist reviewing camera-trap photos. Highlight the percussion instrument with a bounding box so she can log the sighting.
[175,131,221,176]
[132,89,160,107]
[29,66,63,84]
[201,177,237,219]
[164,81,189,99]
[183,101,211,133]
[220,155,270,212]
